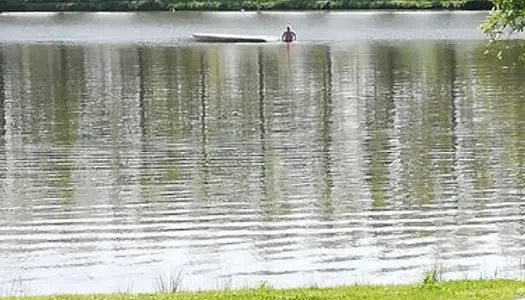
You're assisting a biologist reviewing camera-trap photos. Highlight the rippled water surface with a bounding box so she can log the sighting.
[1,11,525,296]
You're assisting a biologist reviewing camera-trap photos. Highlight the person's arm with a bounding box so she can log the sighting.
[293,31,297,40]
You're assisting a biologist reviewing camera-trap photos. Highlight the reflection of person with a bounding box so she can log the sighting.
[281,25,297,43]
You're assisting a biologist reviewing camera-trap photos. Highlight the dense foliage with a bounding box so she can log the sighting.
[0,0,493,12]
[481,0,525,39]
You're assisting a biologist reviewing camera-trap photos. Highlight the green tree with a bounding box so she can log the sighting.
[481,0,525,39]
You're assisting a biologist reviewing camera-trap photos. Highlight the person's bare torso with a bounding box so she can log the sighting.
[282,30,295,42]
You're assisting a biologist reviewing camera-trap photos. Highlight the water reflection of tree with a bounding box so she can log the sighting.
[137,47,153,201]
[54,46,78,147]
[410,43,457,204]
[257,46,281,219]
[52,45,82,204]
[0,48,4,140]
[472,42,525,253]
[428,43,460,262]
[255,45,300,262]
[476,43,525,188]
[8,45,84,205]
[364,44,396,210]
[257,45,286,220]
[164,48,185,182]
[307,44,338,253]
[198,48,210,202]
[363,43,463,258]
[258,47,269,210]
[362,44,400,262]
[137,47,188,201]
[0,49,4,206]
[397,43,461,208]
[440,44,458,183]
[318,45,334,220]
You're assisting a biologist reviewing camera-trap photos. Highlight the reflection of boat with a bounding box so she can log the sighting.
[192,32,279,43]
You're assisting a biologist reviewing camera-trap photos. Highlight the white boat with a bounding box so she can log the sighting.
[192,32,280,43]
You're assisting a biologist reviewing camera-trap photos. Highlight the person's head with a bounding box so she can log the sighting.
[286,25,291,32]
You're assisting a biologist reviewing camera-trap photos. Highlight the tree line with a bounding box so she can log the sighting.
[0,0,493,12]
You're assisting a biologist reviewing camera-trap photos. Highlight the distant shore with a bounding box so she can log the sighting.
[0,0,493,13]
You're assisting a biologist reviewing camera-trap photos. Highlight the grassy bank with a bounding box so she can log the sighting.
[0,0,494,12]
[3,280,525,300]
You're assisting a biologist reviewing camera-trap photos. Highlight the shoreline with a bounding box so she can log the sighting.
[0,0,494,13]
[1,279,524,300]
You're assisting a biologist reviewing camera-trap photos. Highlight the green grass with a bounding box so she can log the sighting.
[3,280,525,300]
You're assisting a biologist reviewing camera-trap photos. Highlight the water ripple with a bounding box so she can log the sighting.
[2,36,525,296]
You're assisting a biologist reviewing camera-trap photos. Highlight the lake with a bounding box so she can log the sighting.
[1,10,525,296]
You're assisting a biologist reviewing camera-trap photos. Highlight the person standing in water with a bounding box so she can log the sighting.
[281,25,297,43]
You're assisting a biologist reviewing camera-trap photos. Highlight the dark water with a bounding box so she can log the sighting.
[1,11,525,296]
